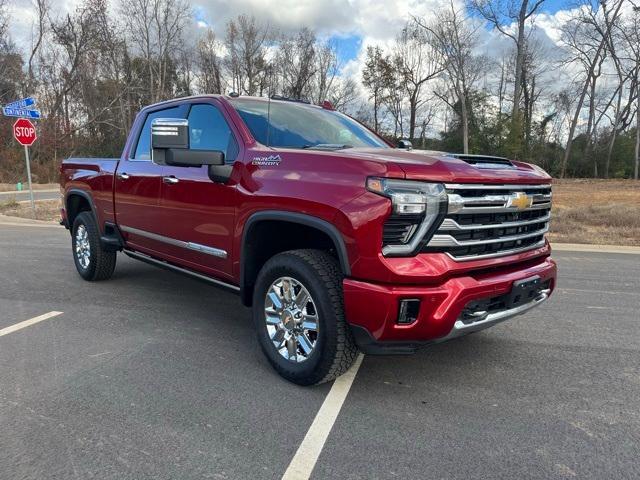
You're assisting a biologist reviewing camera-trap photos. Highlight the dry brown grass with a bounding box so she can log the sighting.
[550,179,640,246]
[0,183,58,192]
[0,199,60,222]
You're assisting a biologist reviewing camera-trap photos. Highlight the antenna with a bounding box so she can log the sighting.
[266,94,271,148]
[266,66,273,148]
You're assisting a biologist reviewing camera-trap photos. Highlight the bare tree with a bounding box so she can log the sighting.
[384,67,406,138]
[329,77,359,112]
[0,0,25,105]
[311,41,339,104]
[624,3,640,180]
[276,27,316,99]
[0,0,9,47]
[27,0,49,92]
[469,0,546,123]
[362,46,393,133]
[628,4,640,179]
[225,14,270,96]
[196,29,224,94]
[559,0,625,178]
[394,19,445,141]
[119,0,190,103]
[418,1,485,153]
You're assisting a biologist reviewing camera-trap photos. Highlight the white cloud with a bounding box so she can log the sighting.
[5,0,610,107]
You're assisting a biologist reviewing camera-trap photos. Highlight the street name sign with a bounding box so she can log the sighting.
[2,107,42,119]
[5,97,36,109]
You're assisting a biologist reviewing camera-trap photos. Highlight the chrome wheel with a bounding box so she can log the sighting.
[264,276,319,363]
[75,224,91,269]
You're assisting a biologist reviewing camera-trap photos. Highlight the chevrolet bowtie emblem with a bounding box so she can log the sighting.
[507,192,533,210]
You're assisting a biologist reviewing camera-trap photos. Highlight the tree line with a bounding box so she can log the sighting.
[0,0,638,183]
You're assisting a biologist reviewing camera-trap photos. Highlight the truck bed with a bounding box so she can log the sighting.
[60,157,119,227]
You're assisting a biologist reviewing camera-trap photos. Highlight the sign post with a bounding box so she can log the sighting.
[3,97,40,218]
[13,118,38,217]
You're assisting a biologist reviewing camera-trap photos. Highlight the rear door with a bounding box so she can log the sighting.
[155,100,240,281]
[114,104,187,255]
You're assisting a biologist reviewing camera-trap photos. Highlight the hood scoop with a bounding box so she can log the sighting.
[445,154,515,170]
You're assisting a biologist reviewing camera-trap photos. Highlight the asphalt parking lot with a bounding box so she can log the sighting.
[1,223,639,479]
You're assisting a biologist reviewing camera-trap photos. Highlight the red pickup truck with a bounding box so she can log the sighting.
[60,95,557,385]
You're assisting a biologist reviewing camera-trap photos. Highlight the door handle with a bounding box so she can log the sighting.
[117,172,130,180]
[163,176,179,185]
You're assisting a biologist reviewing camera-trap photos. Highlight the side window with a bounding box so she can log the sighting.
[188,104,238,163]
[133,106,183,160]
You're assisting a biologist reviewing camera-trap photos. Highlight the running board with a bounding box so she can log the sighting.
[123,250,240,293]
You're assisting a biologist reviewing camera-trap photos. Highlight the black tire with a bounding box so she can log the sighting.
[252,249,358,386]
[71,211,116,281]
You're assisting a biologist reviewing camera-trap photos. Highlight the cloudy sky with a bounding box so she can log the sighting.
[6,0,587,69]
[7,0,619,125]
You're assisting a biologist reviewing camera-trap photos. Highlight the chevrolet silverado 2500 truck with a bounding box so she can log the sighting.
[60,95,557,385]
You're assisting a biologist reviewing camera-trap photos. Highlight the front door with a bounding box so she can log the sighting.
[156,101,240,282]
[114,104,187,256]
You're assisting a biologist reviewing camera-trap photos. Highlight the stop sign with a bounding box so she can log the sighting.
[13,118,37,146]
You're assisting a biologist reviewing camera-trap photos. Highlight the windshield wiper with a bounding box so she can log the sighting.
[302,144,353,151]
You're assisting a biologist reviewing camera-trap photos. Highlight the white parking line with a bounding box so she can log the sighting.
[282,353,364,480]
[0,311,63,337]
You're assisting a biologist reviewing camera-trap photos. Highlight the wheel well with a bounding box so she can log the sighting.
[240,219,347,306]
[66,194,93,228]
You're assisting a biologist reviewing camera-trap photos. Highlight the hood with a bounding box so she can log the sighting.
[340,148,551,184]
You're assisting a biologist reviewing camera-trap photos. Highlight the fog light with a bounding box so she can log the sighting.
[398,299,420,324]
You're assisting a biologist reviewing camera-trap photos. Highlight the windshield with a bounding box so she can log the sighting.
[229,98,388,150]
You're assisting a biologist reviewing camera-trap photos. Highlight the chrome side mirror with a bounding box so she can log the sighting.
[150,117,230,183]
[397,139,413,150]
[151,118,188,165]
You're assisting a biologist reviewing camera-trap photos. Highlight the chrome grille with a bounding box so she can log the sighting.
[424,184,551,261]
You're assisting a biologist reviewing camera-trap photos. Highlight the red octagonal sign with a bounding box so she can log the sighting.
[13,118,37,146]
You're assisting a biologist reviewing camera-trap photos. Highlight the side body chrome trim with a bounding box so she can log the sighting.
[124,250,240,292]
[120,225,228,259]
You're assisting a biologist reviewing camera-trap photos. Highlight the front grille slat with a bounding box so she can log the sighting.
[440,213,551,231]
[429,225,549,247]
[425,184,552,261]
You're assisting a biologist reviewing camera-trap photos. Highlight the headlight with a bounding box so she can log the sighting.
[367,177,448,256]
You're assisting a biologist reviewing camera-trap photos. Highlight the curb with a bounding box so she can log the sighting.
[0,188,59,196]
[552,243,640,255]
[0,214,60,228]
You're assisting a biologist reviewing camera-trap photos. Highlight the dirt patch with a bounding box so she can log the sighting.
[549,179,640,246]
[0,199,61,222]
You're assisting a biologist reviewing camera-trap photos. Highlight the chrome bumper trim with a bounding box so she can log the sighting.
[441,288,551,341]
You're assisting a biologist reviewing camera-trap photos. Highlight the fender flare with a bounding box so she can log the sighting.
[65,188,99,230]
[240,210,351,304]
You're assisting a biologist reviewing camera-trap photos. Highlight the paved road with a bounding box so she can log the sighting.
[0,189,59,202]
[0,224,638,479]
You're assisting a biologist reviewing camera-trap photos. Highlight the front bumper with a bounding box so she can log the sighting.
[343,256,557,354]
